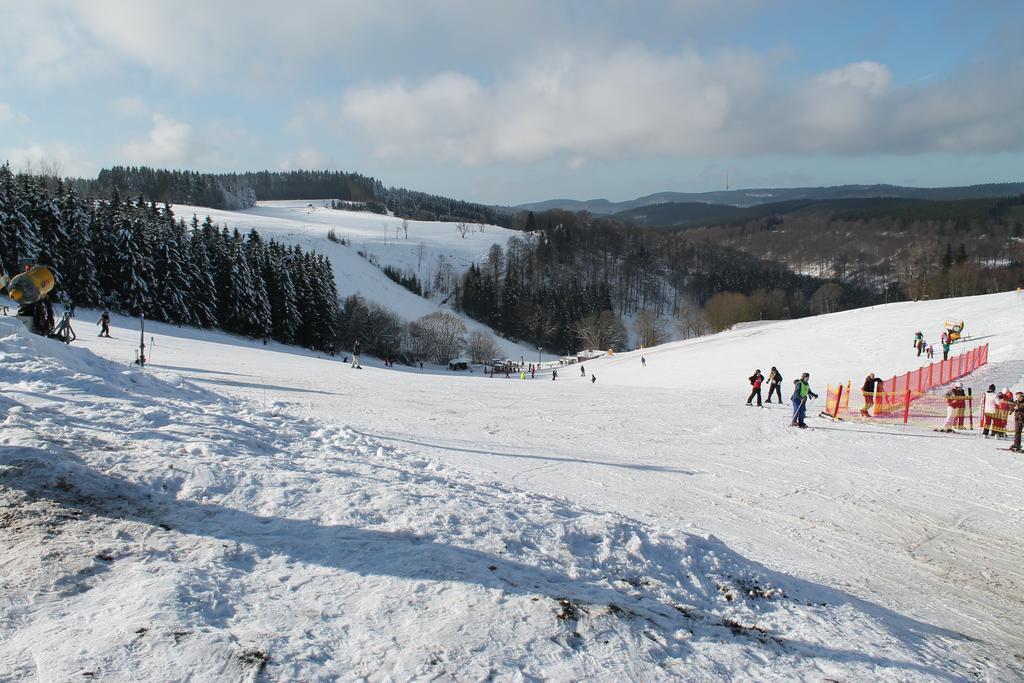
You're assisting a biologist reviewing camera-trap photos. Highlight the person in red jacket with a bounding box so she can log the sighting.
[746,369,764,407]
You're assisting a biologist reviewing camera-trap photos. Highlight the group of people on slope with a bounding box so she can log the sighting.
[746,367,817,428]
[914,330,953,361]
[980,384,1024,451]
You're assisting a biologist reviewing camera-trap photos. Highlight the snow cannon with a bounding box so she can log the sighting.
[944,319,965,343]
[6,265,55,305]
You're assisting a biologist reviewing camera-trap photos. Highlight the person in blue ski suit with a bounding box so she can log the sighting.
[790,373,818,428]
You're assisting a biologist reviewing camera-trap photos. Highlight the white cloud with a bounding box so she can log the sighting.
[339,48,1024,163]
[0,103,29,126]
[5,142,96,177]
[111,96,147,117]
[278,149,337,171]
[119,114,195,166]
[816,61,891,96]
[286,98,331,135]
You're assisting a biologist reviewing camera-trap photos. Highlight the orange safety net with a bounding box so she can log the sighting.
[882,343,988,395]
[824,343,990,429]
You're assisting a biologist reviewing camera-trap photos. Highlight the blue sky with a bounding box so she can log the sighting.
[1,1,1022,205]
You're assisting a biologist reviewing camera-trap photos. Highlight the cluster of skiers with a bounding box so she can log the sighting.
[978,385,1024,451]
[746,368,817,428]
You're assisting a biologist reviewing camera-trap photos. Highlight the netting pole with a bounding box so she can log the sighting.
[903,389,911,425]
[832,384,844,419]
[928,363,933,388]
[967,388,974,430]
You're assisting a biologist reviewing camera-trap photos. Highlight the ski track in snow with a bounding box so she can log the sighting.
[5,318,1007,680]
[3,222,1024,677]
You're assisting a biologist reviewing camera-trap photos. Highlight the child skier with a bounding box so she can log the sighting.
[746,369,764,407]
[790,373,818,428]
[765,367,783,403]
[97,310,111,337]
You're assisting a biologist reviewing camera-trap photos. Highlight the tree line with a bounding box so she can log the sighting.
[69,166,511,227]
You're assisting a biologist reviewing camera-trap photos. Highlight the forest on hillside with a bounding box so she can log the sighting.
[69,166,511,227]
[450,209,880,353]
[668,197,1024,300]
[1,164,340,351]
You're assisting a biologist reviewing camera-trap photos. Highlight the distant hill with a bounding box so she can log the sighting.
[514,182,1024,215]
[612,195,1024,231]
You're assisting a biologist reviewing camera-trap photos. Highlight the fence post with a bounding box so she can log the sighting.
[832,384,844,419]
[903,389,912,425]
[928,363,934,388]
[967,388,974,430]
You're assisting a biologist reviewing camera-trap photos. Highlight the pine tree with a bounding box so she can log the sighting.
[0,167,38,275]
[112,204,152,316]
[189,227,218,327]
[60,188,102,306]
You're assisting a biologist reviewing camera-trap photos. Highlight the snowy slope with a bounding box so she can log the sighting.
[4,314,1009,680]
[171,200,542,360]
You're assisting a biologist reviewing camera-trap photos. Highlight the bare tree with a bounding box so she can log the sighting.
[402,219,409,239]
[575,311,627,351]
[409,311,467,363]
[466,329,501,363]
[809,282,844,315]
[416,241,427,278]
[456,222,469,239]
[633,309,668,347]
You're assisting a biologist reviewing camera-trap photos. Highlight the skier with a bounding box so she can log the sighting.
[991,389,1011,438]
[1010,392,1024,452]
[926,343,935,359]
[591,374,596,384]
[351,339,362,368]
[746,369,764,407]
[790,373,818,428]
[641,356,646,368]
[938,382,963,432]
[552,369,558,381]
[765,367,783,403]
[860,373,883,417]
[531,366,535,379]
[982,384,999,437]
[97,310,112,338]
[914,331,925,357]
[954,384,967,429]
[580,365,585,377]
[941,332,951,361]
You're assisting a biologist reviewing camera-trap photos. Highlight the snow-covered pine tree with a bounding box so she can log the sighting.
[60,187,102,306]
[152,212,192,326]
[111,201,152,316]
[265,241,300,344]
[0,165,38,275]
[244,230,272,339]
[25,177,69,281]
[95,190,123,300]
[221,235,265,336]
[189,226,219,327]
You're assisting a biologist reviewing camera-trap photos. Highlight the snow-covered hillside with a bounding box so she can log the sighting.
[3,291,1024,679]
[171,200,542,360]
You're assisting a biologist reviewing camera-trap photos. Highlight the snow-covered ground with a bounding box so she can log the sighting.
[171,200,543,360]
[3,290,1024,679]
